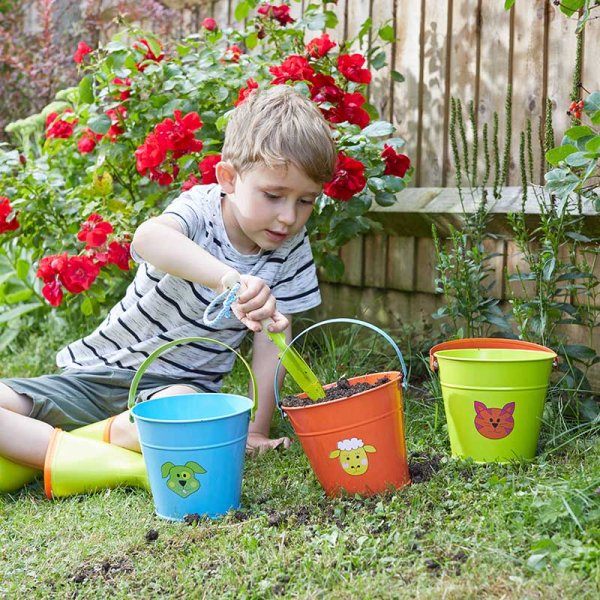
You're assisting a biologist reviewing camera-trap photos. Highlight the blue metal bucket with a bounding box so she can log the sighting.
[128,337,257,521]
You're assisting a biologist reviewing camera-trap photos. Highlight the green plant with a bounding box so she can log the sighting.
[431,96,512,338]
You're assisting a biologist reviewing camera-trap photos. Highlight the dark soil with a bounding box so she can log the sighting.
[281,376,391,408]
[408,453,443,483]
[72,556,133,584]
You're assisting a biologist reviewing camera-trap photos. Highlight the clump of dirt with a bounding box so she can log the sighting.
[72,556,133,584]
[281,376,391,408]
[145,529,159,542]
[408,453,443,483]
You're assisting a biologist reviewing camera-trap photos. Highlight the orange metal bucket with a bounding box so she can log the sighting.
[275,319,410,497]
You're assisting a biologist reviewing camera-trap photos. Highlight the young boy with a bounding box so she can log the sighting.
[0,85,337,496]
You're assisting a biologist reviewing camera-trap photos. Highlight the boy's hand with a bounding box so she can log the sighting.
[230,274,288,333]
[246,432,292,454]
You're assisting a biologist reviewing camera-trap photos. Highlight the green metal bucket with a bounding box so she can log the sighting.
[431,339,557,462]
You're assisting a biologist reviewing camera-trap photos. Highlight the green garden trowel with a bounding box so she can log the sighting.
[262,319,326,401]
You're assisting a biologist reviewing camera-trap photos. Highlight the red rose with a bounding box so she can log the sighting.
[182,173,201,192]
[42,280,63,307]
[258,4,295,26]
[202,17,217,31]
[37,253,68,283]
[107,241,131,271]
[135,133,168,175]
[77,129,102,154]
[269,55,314,84]
[154,110,203,159]
[77,214,114,248]
[309,73,345,104]
[45,110,78,139]
[59,255,100,294]
[382,145,411,177]
[199,154,221,184]
[306,33,336,58]
[235,78,259,106]
[74,41,92,64]
[225,45,243,63]
[338,53,372,84]
[112,77,132,101]
[323,153,367,201]
[105,105,127,141]
[324,92,370,129]
[134,38,165,71]
[0,196,19,234]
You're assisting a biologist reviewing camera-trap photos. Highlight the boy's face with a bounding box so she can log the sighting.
[218,161,322,253]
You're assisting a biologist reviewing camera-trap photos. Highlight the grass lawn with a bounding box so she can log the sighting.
[1,323,599,598]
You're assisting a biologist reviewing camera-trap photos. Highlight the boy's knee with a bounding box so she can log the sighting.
[0,383,33,415]
[151,385,198,399]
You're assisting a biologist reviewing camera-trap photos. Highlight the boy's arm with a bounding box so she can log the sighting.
[132,215,235,292]
[247,315,293,453]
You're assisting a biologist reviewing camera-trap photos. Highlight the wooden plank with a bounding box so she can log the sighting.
[418,0,449,186]
[363,234,387,288]
[339,237,364,286]
[582,14,600,102]
[386,236,415,291]
[546,2,578,176]
[446,0,481,189]
[508,0,546,186]
[477,1,511,187]
[332,0,348,45]
[393,0,423,185]
[414,236,437,293]
[370,0,394,121]
[211,0,229,26]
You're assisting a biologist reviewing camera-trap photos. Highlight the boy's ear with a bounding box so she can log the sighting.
[216,161,237,194]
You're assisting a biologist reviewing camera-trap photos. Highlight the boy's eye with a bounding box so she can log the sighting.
[299,198,315,206]
[264,192,280,200]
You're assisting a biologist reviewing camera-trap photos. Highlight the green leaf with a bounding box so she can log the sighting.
[15,259,29,281]
[81,296,94,317]
[559,0,585,17]
[78,74,94,105]
[0,302,42,324]
[504,0,516,9]
[545,144,577,165]
[245,31,258,50]
[88,114,112,135]
[584,91,600,114]
[0,325,20,353]
[564,125,595,141]
[375,190,397,207]
[381,175,405,193]
[367,177,385,192]
[585,135,600,154]
[362,120,395,138]
[234,1,249,22]
[323,10,338,29]
[565,151,593,167]
[562,344,597,362]
[391,70,405,83]
[379,25,395,42]
[5,289,33,304]
[371,51,387,70]
[322,254,345,281]
[305,12,326,30]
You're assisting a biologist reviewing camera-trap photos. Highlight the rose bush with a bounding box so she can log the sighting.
[0,0,411,342]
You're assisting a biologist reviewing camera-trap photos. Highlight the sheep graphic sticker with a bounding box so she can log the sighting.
[329,437,376,476]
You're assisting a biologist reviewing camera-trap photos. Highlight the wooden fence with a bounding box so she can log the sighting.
[172,0,600,188]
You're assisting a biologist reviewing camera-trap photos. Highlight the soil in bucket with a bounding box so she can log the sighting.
[281,372,409,497]
[281,376,391,407]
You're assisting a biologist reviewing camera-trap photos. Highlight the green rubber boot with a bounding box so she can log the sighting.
[70,416,116,443]
[44,429,149,499]
[0,455,40,493]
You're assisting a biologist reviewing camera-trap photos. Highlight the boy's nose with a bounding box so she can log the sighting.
[278,203,297,226]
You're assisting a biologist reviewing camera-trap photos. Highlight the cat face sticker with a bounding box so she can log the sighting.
[474,401,515,439]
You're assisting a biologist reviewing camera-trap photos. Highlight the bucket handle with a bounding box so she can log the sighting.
[429,337,559,371]
[274,318,408,416]
[127,337,258,422]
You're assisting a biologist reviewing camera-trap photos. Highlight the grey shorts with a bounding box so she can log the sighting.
[0,367,207,430]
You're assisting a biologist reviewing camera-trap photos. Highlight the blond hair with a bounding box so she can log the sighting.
[222,85,337,184]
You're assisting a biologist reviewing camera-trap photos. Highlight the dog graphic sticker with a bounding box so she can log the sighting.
[161,461,207,497]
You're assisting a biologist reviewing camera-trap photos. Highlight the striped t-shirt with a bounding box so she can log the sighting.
[56,184,321,391]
